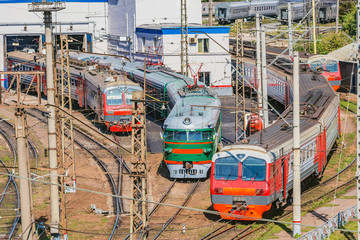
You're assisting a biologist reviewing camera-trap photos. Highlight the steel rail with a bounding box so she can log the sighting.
[0,158,20,240]
[0,125,20,239]
[152,180,200,240]
[25,108,121,240]
[124,179,177,240]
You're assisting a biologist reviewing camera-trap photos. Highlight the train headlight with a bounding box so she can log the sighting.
[165,148,172,153]
[107,111,114,114]
[113,121,118,125]
[183,117,191,125]
[203,148,212,153]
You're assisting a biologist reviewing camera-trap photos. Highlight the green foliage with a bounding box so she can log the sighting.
[341,3,357,37]
[316,32,352,54]
[294,32,351,55]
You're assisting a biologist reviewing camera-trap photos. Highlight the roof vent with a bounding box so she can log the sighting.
[198,112,203,116]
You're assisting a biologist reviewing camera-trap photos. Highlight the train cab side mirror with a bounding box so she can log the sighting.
[160,132,163,140]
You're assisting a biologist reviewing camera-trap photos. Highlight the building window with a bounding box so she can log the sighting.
[142,37,146,52]
[199,72,210,86]
[198,39,209,53]
[154,37,158,47]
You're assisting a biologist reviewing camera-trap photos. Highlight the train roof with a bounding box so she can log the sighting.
[164,93,221,130]
[244,73,337,151]
[7,51,137,91]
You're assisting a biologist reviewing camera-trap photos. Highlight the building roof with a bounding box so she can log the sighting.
[326,43,357,63]
[136,23,230,35]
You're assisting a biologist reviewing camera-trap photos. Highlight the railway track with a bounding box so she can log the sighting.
[0,121,22,239]
[25,108,126,239]
[148,180,200,240]
[200,154,356,240]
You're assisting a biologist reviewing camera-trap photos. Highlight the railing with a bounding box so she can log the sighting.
[297,204,357,240]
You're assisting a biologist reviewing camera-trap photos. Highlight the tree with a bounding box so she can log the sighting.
[341,3,356,37]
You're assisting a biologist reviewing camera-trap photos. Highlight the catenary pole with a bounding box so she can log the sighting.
[261,27,268,128]
[356,0,360,237]
[256,14,262,114]
[292,51,301,237]
[288,3,293,58]
[209,0,213,26]
[16,109,35,240]
[312,0,317,54]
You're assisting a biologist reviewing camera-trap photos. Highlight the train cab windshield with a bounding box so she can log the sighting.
[310,61,323,71]
[242,157,266,181]
[106,89,123,105]
[214,156,239,181]
[163,130,212,141]
[324,60,338,72]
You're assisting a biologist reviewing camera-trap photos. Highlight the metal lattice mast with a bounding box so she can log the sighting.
[28,0,65,235]
[180,0,189,77]
[356,0,360,236]
[58,35,76,236]
[129,91,148,240]
[235,20,246,143]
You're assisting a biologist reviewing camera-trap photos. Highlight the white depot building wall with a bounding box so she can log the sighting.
[132,26,232,95]
[108,0,202,37]
[0,0,108,53]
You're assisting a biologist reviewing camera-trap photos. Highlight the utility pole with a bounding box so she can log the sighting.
[336,0,339,33]
[28,0,65,235]
[261,27,268,128]
[256,14,263,115]
[288,3,293,59]
[356,0,360,237]
[180,0,189,76]
[16,109,35,240]
[312,0,317,54]
[0,71,44,240]
[129,91,148,240]
[209,0,213,26]
[235,20,246,143]
[292,51,301,237]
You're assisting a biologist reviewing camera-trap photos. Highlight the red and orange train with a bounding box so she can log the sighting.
[6,50,141,132]
[211,73,340,220]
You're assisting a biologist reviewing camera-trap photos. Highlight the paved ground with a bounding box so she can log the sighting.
[273,187,357,239]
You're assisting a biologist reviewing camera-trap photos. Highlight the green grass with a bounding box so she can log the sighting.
[328,221,357,240]
[340,100,356,113]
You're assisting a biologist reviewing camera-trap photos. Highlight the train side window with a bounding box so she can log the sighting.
[202,131,212,141]
[71,79,76,86]
[163,131,174,140]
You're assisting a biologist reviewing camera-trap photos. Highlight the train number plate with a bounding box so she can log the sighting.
[233,196,246,202]
[179,169,197,175]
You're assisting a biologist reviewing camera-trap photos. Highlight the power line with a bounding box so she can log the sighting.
[1,171,359,234]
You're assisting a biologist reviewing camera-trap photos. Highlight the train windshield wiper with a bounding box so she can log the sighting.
[225,167,234,183]
[252,168,261,183]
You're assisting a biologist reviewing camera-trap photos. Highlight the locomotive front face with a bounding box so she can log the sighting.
[210,148,272,220]
[104,85,142,132]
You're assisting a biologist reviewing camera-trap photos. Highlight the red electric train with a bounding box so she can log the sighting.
[308,56,341,92]
[210,73,340,220]
[7,50,141,132]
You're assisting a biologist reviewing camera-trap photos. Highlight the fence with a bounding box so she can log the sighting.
[297,204,357,240]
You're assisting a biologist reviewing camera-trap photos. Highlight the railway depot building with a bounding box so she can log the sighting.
[108,0,232,96]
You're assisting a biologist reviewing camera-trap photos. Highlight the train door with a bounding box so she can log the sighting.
[319,8,326,23]
[218,8,227,19]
